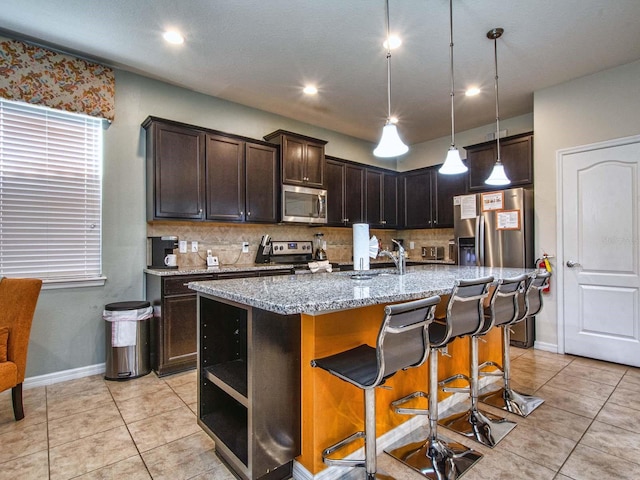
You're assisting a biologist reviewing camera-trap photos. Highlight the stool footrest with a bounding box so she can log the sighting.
[391,391,429,416]
[439,405,517,448]
[439,373,469,387]
[322,431,366,468]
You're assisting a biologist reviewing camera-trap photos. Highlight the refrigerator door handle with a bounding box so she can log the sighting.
[478,215,485,266]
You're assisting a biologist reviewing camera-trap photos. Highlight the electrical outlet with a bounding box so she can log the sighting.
[191,241,198,252]
[409,241,415,249]
[242,241,249,253]
[179,240,187,253]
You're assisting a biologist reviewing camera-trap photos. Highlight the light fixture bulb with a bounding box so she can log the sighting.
[383,35,402,50]
[163,30,184,45]
[374,123,409,158]
[303,85,318,95]
[485,162,510,185]
[465,87,480,96]
[439,147,467,174]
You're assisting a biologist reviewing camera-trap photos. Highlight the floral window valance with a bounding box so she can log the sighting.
[0,37,114,121]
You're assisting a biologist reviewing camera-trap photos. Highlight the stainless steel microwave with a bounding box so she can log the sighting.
[281,184,327,224]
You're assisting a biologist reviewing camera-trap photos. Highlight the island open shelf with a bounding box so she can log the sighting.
[198,295,301,480]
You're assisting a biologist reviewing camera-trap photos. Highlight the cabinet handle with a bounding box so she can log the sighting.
[240,211,244,215]
[381,220,386,224]
[198,209,203,214]
[434,220,437,224]
[247,211,251,216]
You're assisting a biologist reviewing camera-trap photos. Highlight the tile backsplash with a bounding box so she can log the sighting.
[147,221,454,268]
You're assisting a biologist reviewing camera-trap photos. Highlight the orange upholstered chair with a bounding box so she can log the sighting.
[0,277,42,421]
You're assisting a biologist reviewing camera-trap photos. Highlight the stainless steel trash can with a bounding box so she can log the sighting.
[104,301,153,380]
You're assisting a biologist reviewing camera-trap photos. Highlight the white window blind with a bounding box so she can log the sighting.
[0,99,103,284]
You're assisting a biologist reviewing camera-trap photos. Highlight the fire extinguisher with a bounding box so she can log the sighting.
[535,254,552,293]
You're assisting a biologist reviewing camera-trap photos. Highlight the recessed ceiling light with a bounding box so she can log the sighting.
[383,35,402,50]
[465,87,481,97]
[163,30,184,45]
[389,116,399,124]
[303,85,318,95]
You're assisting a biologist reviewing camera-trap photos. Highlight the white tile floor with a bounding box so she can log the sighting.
[1,347,639,479]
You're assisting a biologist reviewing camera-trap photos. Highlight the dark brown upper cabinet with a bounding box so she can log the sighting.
[325,156,364,226]
[465,132,533,191]
[401,165,467,229]
[144,118,205,220]
[263,130,327,187]
[206,135,278,223]
[365,168,399,228]
[144,117,278,223]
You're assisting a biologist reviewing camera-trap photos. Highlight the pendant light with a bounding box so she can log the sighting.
[439,0,467,175]
[373,0,409,158]
[485,27,510,186]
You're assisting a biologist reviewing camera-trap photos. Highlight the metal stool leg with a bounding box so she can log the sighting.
[438,336,517,448]
[323,387,395,479]
[478,325,544,417]
[386,348,483,479]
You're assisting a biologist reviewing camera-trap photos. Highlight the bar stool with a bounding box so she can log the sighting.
[436,276,517,448]
[311,295,440,480]
[478,271,551,416]
[386,278,498,478]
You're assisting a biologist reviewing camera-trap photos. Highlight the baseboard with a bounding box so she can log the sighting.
[24,363,106,389]
[293,377,499,480]
[533,341,558,353]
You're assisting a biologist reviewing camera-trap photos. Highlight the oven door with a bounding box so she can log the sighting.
[281,185,327,224]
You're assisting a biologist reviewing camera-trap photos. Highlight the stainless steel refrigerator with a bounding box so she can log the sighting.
[453,187,535,347]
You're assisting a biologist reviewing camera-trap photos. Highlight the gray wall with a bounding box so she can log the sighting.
[533,59,640,349]
[26,69,380,378]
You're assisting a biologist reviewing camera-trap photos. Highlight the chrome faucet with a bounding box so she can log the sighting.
[379,239,406,275]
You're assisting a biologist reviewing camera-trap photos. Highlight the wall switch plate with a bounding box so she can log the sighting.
[409,241,415,249]
[179,240,187,253]
[207,249,212,257]
[242,241,249,253]
[191,241,198,252]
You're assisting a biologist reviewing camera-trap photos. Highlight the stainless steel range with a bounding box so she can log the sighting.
[269,240,314,265]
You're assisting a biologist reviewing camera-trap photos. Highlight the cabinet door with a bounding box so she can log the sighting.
[365,170,383,227]
[152,123,205,219]
[205,134,245,221]
[382,172,399,228]
[344,164,365,225]
[467,133,533,191]
[304,142,325,187]
[281,136,305,185]
[325,159,346,225]
[245,143,278,223]
[434,168,467,228]
[501,135,533,186]
[403,170,433,228]
[162,294,198,372]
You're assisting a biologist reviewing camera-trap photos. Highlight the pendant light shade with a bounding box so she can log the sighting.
[485,27,510,186]
[440,147,467,174]
[439,0,467,175]
[374,122,409,157]
[374,0,409,158]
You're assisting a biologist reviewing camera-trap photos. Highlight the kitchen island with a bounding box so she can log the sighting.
[189,264,534,480]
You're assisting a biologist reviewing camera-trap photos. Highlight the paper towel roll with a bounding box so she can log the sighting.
[353,223,370,271]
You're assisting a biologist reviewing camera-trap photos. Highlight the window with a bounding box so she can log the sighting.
[0,98,104,287]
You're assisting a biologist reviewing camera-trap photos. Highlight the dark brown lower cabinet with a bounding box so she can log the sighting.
[146,269,293,377]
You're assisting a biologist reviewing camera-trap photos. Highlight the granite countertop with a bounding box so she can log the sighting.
[188,264,534,315]
[144,263,300,276]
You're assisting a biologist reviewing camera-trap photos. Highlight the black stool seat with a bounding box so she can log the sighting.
[312,344,380,388]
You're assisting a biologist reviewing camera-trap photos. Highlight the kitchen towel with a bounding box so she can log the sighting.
[353,223,371,271]
[308,260,332,273]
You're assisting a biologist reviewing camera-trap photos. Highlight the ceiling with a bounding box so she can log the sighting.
[2,0,640,146]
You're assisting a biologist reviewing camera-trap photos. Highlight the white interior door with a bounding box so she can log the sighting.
[561,137,640,367]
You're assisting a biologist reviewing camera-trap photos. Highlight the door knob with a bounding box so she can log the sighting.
[566,260,581,268]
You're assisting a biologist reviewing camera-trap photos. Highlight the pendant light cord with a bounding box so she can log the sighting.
[449,0,455,148]
[493,33,501,163]
[385,0,392,122]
